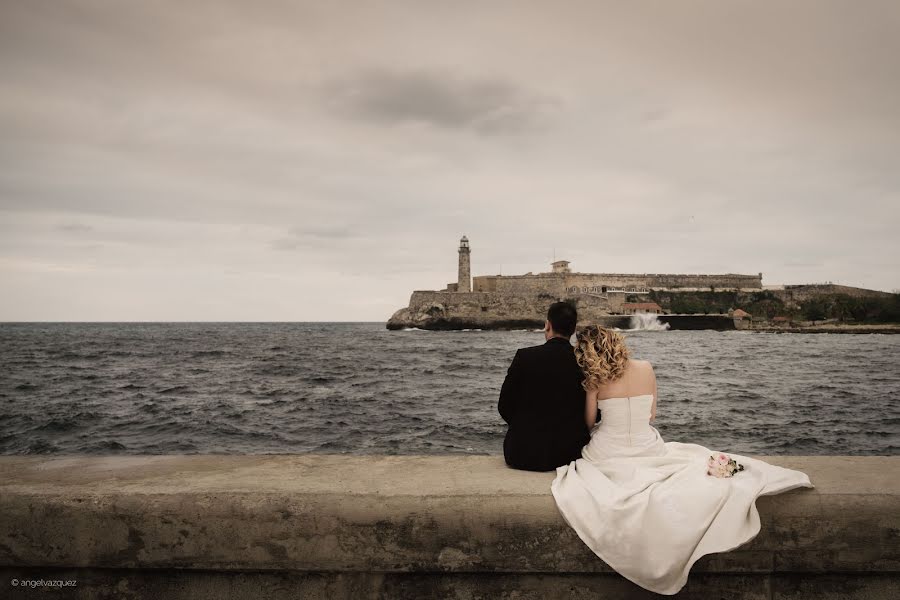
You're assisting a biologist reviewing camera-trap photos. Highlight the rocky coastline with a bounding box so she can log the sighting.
[386,309,741,331]
[386,307,900,333]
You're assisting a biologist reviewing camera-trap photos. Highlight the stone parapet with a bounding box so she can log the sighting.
[1,455,897,599]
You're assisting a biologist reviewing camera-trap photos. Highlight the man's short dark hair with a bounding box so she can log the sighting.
[547,301,577,337]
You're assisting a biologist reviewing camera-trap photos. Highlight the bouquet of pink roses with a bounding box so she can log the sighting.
[707,453,745,478]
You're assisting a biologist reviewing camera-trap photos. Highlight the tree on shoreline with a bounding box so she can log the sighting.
[649,290,900,323]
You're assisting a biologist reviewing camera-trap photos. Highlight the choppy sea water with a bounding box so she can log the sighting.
[1,322,898,456]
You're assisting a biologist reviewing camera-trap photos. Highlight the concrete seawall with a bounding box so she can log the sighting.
[1,455,897,599]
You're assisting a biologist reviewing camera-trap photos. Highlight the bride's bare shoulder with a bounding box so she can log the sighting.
[627,358,653,369]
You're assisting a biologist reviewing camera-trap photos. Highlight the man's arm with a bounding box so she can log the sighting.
[498,350,523,423]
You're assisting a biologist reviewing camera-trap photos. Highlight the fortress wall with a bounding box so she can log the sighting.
[453,274,764,299]
[1,455,897,600]
[474,274,567,295]
[659,274,763,289]
[472,276,498,292]
[565,273,763,291]
[565,274,655,291]
[470,274,763,298]
[493,275,567,296]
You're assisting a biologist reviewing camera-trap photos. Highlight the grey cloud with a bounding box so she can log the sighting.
[57,223,93,233]
[270,237,302,251]
[324,69,559,134]
[288,225,354,240]
[270,225,355,251]
[783,260,825,268]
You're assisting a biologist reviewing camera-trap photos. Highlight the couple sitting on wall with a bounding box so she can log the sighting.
[498,302,812,595]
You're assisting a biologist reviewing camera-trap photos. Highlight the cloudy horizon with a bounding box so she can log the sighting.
[1,1,898,321]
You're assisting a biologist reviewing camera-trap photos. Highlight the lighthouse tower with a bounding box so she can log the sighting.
[457,236,471,292]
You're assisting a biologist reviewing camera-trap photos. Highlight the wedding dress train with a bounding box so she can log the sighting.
[551,394,812,595]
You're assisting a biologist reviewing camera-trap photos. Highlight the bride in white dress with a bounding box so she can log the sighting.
[551,326,813,595]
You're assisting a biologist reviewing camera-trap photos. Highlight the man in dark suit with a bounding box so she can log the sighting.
[498,301,589,471]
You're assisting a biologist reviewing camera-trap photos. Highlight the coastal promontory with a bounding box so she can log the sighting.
[387,237,896,331]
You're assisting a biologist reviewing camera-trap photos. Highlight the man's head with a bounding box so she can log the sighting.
[545,301,577,340]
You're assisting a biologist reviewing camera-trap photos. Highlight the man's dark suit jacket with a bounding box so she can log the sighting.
[498,336,589,471]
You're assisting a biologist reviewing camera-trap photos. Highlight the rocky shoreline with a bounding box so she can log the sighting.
[386,312,900,333]
[753,325,900,334]
[385,317,544,331]
[386,314,740,331]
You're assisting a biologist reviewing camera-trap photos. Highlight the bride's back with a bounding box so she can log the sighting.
[595,359,656,401]
[583,359,662,460]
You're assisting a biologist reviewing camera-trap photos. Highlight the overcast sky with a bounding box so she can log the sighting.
[1,1,898,321]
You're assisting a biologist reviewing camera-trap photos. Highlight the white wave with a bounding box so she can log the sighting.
[625,313,671,332]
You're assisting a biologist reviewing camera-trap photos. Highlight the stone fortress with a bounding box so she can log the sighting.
[387,236,765,330]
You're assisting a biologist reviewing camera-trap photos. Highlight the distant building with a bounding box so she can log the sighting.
[731,308,752,329]
[622,302,663,315]
[552,260,572,274]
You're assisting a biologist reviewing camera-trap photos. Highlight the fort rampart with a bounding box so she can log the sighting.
[474,272,763,295]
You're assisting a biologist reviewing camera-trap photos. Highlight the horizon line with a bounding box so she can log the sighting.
[0,320,389,324]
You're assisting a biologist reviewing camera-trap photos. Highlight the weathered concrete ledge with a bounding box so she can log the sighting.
[1,455,898,599]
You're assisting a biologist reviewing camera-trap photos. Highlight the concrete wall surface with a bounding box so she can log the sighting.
[1,455,897,599]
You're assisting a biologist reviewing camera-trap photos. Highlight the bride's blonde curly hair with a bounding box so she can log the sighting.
[575,326,630,391]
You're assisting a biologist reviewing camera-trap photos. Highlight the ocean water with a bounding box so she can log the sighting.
[1,322,898,456]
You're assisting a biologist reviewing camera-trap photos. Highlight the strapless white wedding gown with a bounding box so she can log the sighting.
[551,394,813,595]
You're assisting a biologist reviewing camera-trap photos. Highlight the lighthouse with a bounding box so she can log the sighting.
[457,236,471,292]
